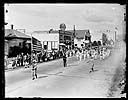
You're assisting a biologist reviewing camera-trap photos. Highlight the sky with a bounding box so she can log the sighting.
[4,3,125,39]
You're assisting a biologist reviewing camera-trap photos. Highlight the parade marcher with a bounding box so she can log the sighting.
[69,50,72,57]
[76,50,80,60]
[83,50,86,60]
[31,53,38,80]
[94,49,98,60]
[28,55,31,67]
[102,48,105,59]
[87,49,90,59]
[72,49,75,56]
[107,49,111,57]
[79,50,82,61]
[63,51,67,67]
[89,63,95,73]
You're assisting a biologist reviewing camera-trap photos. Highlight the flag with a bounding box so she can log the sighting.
[32,37,42,52]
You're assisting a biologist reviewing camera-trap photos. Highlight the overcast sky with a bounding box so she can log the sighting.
[5,3,125,34]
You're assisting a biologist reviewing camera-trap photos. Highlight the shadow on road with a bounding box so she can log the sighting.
[38,76,48,79]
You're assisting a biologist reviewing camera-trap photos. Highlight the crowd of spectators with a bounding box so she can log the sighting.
[5,49,64,69]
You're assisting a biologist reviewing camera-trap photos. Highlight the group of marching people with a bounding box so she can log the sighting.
[6,49,65,69]
[75,47,111,61]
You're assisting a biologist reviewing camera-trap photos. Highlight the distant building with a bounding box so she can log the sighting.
[31,23,75,52]
[73,30,91,48]
[31,30,59,52]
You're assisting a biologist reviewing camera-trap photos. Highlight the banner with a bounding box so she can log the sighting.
[32,37,42,52]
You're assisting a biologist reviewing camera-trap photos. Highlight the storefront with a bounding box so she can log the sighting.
[59,30,74,49]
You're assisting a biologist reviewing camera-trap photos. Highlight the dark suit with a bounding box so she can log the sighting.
[63,53,67,67]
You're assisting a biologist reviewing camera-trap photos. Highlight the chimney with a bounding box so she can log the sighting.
[11,24,14,30]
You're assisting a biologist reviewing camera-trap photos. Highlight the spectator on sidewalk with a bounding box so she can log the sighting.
[52,50,55,60]
[12,58,16,69]
[26,53,30,66]
[16,55,19,67]
[42,52,46,62]
[28,53,31,65]
[21,53,24,66]
[15,55,18,67]
[4,55,8,68]
[24,54,28,68]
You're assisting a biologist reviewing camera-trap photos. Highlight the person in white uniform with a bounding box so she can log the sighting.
[79,50,82,61]
[83,50,86,60]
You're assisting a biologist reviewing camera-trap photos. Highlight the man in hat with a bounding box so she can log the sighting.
[63,51,67,67]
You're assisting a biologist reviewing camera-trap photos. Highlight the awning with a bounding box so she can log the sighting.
[32,37,42,52]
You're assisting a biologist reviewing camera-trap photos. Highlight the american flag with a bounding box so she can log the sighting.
[32,37,42,52]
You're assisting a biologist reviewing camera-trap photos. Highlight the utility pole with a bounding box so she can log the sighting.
[31,33,33,65]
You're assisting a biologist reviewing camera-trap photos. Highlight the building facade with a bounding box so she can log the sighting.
[31,23,75,52]
[59,30,74,49]
[74,30,91,49]
[31,31,59,52]
[5,29,42,57]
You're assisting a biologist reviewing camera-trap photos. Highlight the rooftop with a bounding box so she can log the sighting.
[5,29,31,39]
[31,29,90,39]
[69,30,90,39]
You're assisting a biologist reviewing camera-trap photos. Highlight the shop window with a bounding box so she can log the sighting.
[44,45,47,50]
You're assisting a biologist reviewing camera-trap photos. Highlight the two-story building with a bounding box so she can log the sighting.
[31,23,75,52]
[73,30,91,48]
